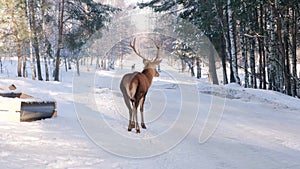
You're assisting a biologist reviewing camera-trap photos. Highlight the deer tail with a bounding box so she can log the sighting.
[128,80,138,102]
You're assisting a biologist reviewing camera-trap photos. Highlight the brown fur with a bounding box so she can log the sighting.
[120,60,161,133]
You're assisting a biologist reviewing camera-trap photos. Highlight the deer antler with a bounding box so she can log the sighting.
[130,37,164,62]
[149,38,164,62]
[130,38,147,60]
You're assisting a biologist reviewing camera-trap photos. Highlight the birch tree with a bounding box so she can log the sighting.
[227,0,240,84]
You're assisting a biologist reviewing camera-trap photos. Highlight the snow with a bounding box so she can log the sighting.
[1,57,300,169]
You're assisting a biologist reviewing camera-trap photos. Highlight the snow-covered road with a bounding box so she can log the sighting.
[1,61,300,168]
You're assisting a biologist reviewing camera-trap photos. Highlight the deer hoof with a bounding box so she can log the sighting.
[141,123,147,129]
[136,129,140,133]
[128,128,132,132]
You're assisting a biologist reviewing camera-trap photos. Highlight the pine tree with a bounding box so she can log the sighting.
[1,0,28,77]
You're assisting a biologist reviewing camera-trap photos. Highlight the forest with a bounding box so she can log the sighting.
[0,0,299,97]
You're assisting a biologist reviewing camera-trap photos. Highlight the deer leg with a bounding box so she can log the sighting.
[140,97,146,129]
[128,109,133,131]
[133,101,140,133]
[129,99,135,129]
[131,113,135,129]
[123,96,133,131]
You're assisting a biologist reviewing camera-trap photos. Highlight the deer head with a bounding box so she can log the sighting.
[129,37,162,77]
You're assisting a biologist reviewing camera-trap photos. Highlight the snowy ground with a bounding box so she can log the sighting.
[1,57,300,169]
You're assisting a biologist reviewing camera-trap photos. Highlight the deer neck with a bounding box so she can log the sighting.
[142,68,155,83]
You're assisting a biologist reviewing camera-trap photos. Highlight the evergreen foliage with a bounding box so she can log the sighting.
[139,0,300,96]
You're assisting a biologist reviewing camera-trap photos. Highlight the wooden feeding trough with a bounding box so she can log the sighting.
[0,85,57,122]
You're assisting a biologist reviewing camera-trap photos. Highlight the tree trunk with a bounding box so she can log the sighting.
[76,58,80,76]
[227,0,240,84]
[44,56,49,81]
[258,36,264,89]
[251,4,263,89]
[196,57,201,79]
[90,55,94,65]
[68,59,72,70]
[291,7,298,97]
[96,56,100,69]
[226,12,235,84]
[22,43,27,77]
[250,38,257,88]
[189,60,195,77]
[208,43,219,85]
[283,10,291,96]
[275,2,285,93]
[220,35,228,85]
[41,0,49,81]
[25,0,36,80]
[181,59,186,72]
[54,0,65,81]
[240,29,249,88]
[268,3,276,91]
[0,57,2,74]
[64,57,68,72]
[30,0,43,81]
[260,0,267,90]
[215,3,228,84]
[16,42,22,77]
[259,2,267,89]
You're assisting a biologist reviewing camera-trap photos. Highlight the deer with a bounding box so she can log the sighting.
[120,38,163,133]
[131,64,135,71]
